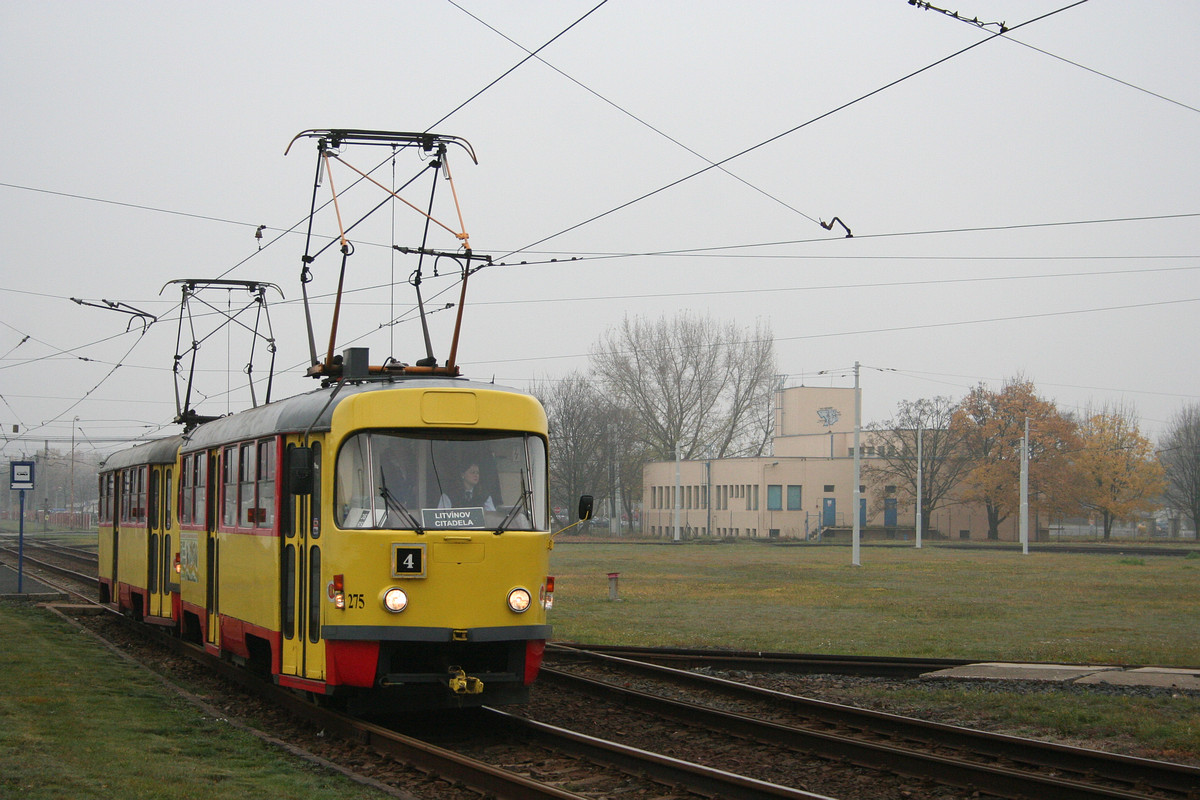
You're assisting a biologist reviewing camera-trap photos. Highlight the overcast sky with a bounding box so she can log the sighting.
[3,0,1198,460]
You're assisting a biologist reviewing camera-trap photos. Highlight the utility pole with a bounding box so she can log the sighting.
[705,454,712,538]
[673,441,681,542]
[1020,417,1030,555]
[915,425,923,549]
[70,416,79,521]
[852,361,861,567]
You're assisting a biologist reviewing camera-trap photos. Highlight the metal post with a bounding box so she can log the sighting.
[915,425,923,549]
[673,442,681,542]
[1020,417,1029,555]
[18,489,26,593]
[852,361,861,566]
[705,457,711,538]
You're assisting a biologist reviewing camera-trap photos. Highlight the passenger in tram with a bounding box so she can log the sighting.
[438,461,495,510]
[378,441,417,510]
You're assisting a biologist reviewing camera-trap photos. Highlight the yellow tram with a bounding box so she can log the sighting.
[99,373,557,711]
[98,128,572,710]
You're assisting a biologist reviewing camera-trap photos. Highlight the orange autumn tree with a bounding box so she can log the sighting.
[952,379,1079,540]
[1076,404,1165,540]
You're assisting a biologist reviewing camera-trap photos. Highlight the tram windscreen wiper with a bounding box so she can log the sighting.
[493,470,532,535]
[379,486,425,535]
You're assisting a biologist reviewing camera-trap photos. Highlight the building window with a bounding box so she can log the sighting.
[823,484,835,493]
[787,485,802,510]
[767,484,782,511]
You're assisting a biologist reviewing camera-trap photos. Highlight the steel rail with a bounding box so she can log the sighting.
[97,611,825,800]
[0,546,97,587]
[485,707,835,800]
[550,641,973,677]
[542,655,1200,799]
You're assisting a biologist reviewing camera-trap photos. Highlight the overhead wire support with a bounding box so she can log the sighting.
[907,0,1009,34]
[287,129,481,380]
[163,278,283,429]
[819,217,853,238]
[70,297,158,332]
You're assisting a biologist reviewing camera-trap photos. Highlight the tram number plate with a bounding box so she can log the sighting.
[392,545,426,578]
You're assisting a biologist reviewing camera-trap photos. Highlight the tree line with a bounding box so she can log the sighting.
[533,313,1200,540]
[868,379,1196,540]
[531,312,777,525]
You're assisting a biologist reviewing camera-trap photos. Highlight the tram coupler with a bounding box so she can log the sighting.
[447,667,484,695]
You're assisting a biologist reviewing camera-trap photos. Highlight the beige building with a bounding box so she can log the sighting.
[642,386,1021,541]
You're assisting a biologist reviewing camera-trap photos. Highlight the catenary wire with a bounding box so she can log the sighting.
[500,1,1091,259]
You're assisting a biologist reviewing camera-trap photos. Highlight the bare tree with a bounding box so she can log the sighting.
[590,313,776,461]
[1162,403,1200,538]
[530,373,609,526]
[865,396,970,536]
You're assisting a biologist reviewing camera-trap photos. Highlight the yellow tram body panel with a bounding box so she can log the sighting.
[318,529,551,634]
[330,384,548,436]
[212,529,281,631]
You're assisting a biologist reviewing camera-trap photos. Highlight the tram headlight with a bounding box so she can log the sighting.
[382,587,408,613]
[507,587,532,613]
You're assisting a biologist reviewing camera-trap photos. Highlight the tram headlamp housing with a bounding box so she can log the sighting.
[382,587,408,613]
[507,587,532,613]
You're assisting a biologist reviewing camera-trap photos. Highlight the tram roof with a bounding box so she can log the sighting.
[179,376,526,454]
[101,434,186,470]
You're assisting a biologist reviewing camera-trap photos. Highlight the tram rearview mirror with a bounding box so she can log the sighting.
[578,495,593,521]
[289,446,314,495]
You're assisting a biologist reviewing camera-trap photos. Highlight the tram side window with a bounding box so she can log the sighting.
[194,453,208,528]
[180,457,193,525]
[222,446,237,528]
[149,469,160,530]
[256,439,275,528]
[120,471,130,523]
[98,473,111,524]
[165,468,173,530]
[136,466,147,524]
[121,469,144,524]
[239,443,255,527]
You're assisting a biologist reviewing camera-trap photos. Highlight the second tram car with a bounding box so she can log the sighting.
[99,372,557,711]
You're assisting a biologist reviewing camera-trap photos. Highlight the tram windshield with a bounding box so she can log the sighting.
[335,431,548,532]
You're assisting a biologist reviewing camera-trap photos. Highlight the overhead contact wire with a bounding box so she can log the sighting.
[502,0,1091,259]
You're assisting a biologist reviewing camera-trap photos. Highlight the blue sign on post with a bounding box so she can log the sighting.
[9,461,35,594]
[10,461,35,491]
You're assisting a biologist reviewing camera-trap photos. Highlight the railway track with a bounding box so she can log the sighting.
[550,641,975,677]
[11,544,1200,799]
[71,607,834,800]
[1,543,97,590]
[541,645,1200,800]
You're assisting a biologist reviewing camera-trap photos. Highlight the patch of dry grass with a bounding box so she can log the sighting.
[548,542,1200,665]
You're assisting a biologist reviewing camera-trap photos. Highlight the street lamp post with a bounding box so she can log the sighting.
[70,416,79,521]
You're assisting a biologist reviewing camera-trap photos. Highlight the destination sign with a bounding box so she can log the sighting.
[421,507,485,530]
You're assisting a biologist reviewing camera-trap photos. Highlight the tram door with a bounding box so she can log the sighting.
[282,442,325,681]
[109,472,120,604]
[149,466,176,620]
[147,468,164,619]
[205,451,220,648]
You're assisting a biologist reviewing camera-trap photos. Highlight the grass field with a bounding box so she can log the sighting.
[0,603,390,800]
[547,541,1200,666]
